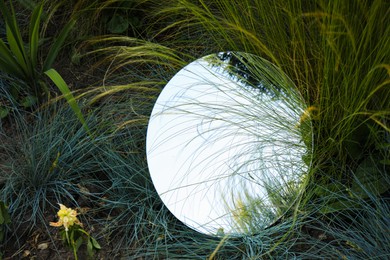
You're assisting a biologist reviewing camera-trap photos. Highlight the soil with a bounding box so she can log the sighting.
[2,223,121,259]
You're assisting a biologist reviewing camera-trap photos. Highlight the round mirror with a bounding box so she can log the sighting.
[146,52,312,236]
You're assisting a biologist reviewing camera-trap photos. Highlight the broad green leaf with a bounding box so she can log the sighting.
[0,40,26,78]
[352,157,389,198]
[29,3,43,68]
[0,39,18,64]
[379,159,390,165]
[90,237,101,249]
[44,69,90,134]
[0,107,10,119]
[6,24,30,78]
[20,95,38,108]
[0,201,11,225]
[60,230,67,243]
[87,237,93,256]
[76,236,83,251]
[43,19,76,71]
[87,237,101,257]
[107,14,129,34]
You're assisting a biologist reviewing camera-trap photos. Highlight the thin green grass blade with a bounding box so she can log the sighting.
[44,68,90,134]
[43,19,76,71]
[87,82,162,105]
[29,3,43,69]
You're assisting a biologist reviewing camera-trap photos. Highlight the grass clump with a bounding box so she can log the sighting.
[0,104,103,234]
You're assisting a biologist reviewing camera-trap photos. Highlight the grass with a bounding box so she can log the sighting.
[0,103,97,233]
[0,0,389,258]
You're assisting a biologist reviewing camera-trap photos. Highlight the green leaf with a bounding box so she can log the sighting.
[0,201,11,225]
[0,107,10,119]
[44,69,90,134]
[379,159,390,165]
[0,39,26,79]
[20,95,38,108]
[75,236,83,251]
[90,237,101,249]
[5,24,30,78]
[87,237,93,256]
[29,3,43,69]
[107,14,129,34]
[352,157,389,198]
[43,19,76,71]
[87,237,101,257]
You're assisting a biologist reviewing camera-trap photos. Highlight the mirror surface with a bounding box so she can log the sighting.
[146,52,311,236]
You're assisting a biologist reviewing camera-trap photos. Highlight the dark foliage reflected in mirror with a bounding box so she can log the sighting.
[146,52,312,236]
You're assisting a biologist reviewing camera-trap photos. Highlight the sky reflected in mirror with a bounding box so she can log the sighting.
[146,52,311,236]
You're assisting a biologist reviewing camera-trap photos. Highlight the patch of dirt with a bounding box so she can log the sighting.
[2,209,124,260]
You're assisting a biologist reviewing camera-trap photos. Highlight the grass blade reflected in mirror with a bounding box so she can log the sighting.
[147,52,312,236]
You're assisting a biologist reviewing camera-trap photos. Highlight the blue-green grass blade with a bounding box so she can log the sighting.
[44,68,90,134]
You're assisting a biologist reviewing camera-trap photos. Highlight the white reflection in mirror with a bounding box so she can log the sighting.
[146,52,311,236]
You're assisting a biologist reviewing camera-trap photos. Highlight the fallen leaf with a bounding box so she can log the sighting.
[37,243,48,250]
[23,250,31,257]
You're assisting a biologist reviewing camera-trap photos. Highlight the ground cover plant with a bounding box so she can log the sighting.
[0,0,76,109]
[0,0,389,259]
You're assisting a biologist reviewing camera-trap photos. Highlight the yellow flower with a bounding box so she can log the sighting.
[50,204,82,231]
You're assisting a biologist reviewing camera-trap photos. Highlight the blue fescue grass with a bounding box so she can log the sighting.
[0,99,119,250]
